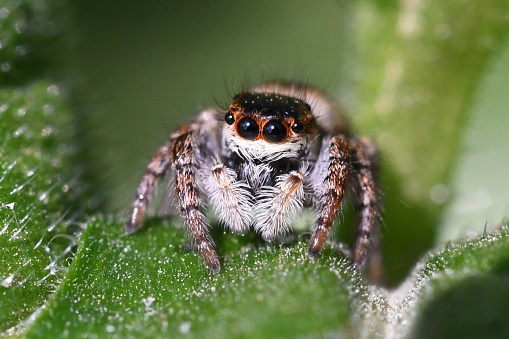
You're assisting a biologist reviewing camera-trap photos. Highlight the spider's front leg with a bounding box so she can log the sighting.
[173,132,220,274]
[308,135,351,259]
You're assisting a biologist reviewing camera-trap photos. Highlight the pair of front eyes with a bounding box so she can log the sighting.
[224,112,304,143]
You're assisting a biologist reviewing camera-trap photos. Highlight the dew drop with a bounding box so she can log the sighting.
[15,45,27,56]
[429,184,450,204]
[17,106,26,116]
[142,296,155,312]
[0,202,15,210]
[43,104,54,115]
[47,84,60,97]
[179,322,191,334]
[12,125,27,138]
[1,273,15,288]
[1,62,11,72]
[41,126,53,137]
[0,8,11,20]
[15,19,26,33]
[0,103,9,113]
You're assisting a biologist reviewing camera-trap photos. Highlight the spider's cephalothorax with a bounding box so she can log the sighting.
[126,82,381,275]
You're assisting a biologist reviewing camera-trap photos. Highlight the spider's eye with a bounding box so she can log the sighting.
[225,112,235,125]
[237,117,259,140]
[263,120,287,143]
[291,120,304,133]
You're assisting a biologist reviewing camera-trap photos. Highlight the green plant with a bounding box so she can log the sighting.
[1,1,509,338]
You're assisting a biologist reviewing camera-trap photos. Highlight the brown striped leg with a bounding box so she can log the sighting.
[126,140,173,234]
[308,136,351,259]
[172,132,220,274]
[350,137,382,279]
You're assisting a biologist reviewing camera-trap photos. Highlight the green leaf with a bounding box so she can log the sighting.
[396,226,509,339]
[24,220,509,338]
[438,40,509,242]
[24,218,385,338]
[354,0,509,282]
[0,1,64,86]
[0,0,81,334]
[0,82,79,333]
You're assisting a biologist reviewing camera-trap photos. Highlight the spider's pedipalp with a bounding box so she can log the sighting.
[201,162,252,233]
[253,170,306,241]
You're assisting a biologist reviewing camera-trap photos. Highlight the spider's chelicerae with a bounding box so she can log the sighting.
[126,82,381,275]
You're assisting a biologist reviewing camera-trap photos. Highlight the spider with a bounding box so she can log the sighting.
[126,82,381,275]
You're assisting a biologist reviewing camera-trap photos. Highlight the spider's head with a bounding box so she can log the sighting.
[225,92,317,143]
[222,92,317,161]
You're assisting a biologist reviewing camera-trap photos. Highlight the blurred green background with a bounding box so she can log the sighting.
[68,1,353,208]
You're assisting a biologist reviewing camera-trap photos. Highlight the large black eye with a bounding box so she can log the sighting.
[225,112,235,125]
[237,117,259,140]
[263,120,287,143]
[291,120,304,133]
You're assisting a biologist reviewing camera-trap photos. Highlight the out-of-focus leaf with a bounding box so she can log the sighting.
[0,0,80,334]
[0,82,79,333]
[355,0,509,282]
[438,40,509,242]
[0,1,65,85]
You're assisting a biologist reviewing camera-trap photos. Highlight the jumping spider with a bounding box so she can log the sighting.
[126,82,381,274]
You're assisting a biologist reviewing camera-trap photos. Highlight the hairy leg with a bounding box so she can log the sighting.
[173,132,220,273]
[350,137,382,279]
[126,140,173,234]
[308,136,351,259]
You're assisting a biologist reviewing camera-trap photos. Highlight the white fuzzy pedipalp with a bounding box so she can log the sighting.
[253,170,306,241]
[200,162,253,234]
